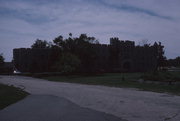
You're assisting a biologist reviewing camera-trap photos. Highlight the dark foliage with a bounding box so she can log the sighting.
[0,53,5,73]
[53,33,99,73]
[31,39,51,49]
[53,52,81,74]
[167,56,180,67]
[153,42,167,69]
[0,53,4,66]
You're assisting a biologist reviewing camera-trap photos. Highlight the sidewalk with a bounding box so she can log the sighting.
[0,95,126,121]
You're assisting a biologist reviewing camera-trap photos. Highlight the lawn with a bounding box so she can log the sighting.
[0,83,29,109]
[42,72,180,95]
[142,71,180,82]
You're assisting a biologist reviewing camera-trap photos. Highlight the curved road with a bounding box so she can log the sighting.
[0,75,180,121]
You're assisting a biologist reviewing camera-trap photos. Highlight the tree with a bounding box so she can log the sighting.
[53,33,99,73]
[0,53,5,73]
[174,57,180,67]
[0,53,4,66]
[167,56,180,67]
[53,33,99,51]
[153,42,166,70]
[54,53,81,74]
[31,39,51,49]
[53,36,64,49]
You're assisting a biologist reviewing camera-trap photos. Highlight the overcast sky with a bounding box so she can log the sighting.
[0,0,180,61]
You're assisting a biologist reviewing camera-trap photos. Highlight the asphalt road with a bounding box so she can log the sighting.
[0,95,125,121]
[0,75,180,121]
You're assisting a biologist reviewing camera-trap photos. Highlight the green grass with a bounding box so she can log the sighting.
[42,73,180,95]
[142,71,180,82]
[43,73,141,85]
[0,84,29,109]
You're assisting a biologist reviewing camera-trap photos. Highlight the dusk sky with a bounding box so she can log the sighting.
[0,0,180,61]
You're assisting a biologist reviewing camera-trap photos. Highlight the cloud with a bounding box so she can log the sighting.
[95,0,173,20]
[101,0,180,19]
[0,0,180,61]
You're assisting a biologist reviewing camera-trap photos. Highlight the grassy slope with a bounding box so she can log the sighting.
[0,84,29,109]
[43,72,180,95]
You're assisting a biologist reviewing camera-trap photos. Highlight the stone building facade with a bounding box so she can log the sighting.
[13,39,157,73]
[13,48,60,72]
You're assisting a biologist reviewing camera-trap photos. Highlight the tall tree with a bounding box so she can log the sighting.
[31,39,51,49]
[0,53,4,66]
[153,42,166,70]
[53,33,99,73]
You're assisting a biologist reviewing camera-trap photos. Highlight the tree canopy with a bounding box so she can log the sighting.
[53,33,99,51]
[167,56,180,67]
[153,42,167,69]
[52,33,99,72]
[31,39,51,49]
[54,52,81,74]
[0,53,4,66]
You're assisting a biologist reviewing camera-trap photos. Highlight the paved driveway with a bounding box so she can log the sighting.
[0,75,180,121]
[0,95,125,121]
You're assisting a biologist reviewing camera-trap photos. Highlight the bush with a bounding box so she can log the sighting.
[53,53,81,74]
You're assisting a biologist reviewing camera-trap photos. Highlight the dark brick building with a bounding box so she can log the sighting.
[13,48,60,72]
[13,39,157,73]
